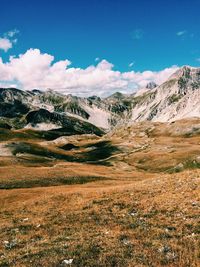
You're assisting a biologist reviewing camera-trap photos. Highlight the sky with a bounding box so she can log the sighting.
[0,0,200,96]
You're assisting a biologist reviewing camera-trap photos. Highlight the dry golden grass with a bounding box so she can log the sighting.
[0,169,199,266]
[0,119,200,266]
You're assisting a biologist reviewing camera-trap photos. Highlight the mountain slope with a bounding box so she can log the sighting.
[0,66,200,131]
[130,66,200,122]
[25,108,104,136]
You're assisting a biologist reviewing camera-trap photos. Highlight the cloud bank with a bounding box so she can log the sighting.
[0,48,178,97]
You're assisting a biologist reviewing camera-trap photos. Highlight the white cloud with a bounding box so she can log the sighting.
[97,59,114,70]
[0,29,19,52]
[0,48,178,97]
[122,66,178,88]
[95,57,100,61]
[6,29,19,38]
[0,38,12,52]
[176,30,186,36]
[129,62,135,67]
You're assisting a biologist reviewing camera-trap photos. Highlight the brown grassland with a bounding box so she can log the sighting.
[0,119,200,266]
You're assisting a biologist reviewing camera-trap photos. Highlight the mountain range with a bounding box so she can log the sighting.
[0,65,200,135]
[1,66,200,267]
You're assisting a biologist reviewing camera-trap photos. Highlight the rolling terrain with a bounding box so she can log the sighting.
[0,66,200,266]
[0,118,200,266]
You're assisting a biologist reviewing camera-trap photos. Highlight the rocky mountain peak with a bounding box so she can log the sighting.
[146,81,157,89]
[170,65,198,79]
[87,95,101,102]
[106,92,125,100]
[176,66,200,94]
[0,66,200,131]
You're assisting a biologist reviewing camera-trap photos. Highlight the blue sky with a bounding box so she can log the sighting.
[1,0,200,71]
[0,0,199,96]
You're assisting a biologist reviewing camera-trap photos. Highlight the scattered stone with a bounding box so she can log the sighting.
[158,245,171,254]
[3,241,9,248]
[22,218,29,222]
[61,259,73,266]
[12,228,19,233]
[165,226,176,231]
[129,209,137,216]
[191,201,199,207]
[158,245,177,261]
[166,251,177,261]
[122,239,131,245]
[195,156,200,164]
[3,240,17,249]
[174,163,184,172]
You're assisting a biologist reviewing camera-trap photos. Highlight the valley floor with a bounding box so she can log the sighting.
[0,164,199,267]
[0,119,200,266]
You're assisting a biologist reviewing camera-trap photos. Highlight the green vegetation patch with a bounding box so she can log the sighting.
[132,91,157,108]
[168,94,182,104]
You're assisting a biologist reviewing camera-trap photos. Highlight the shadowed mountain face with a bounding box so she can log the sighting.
[0,66,200,133]
[0,101,30,118]
[25,109,104,136]
[0,88,105,136]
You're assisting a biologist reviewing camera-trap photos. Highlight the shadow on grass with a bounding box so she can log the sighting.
[0,176,107,189]
[0,128,63,142]
[60,143,79,150]
[0,126,104,142]
[80,141,120,164]
[7,140,120,166]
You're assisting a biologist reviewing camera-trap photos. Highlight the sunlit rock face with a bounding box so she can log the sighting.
[0,66,200,131]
